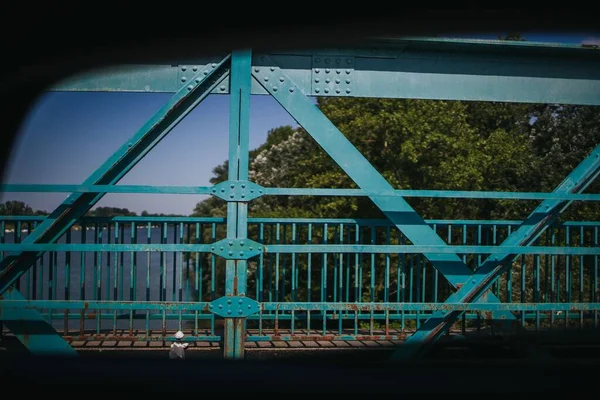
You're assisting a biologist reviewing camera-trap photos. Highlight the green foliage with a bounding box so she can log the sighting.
[186,96,600,310]
[86,206,137,217]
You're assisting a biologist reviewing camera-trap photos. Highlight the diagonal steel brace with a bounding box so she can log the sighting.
[250,56,516,321]
[0,56,231,296]
[392,143,600,360]
[0,55,231,355]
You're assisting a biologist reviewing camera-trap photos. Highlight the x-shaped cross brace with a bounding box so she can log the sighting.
[250,57,521,333]
[254,56,600,360]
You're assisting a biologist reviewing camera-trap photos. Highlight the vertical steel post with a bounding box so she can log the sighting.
[223,49,252,360]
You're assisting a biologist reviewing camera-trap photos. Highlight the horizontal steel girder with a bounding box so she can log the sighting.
[50,37,600,105]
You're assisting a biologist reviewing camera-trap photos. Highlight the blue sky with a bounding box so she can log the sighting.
[2,32,598,215]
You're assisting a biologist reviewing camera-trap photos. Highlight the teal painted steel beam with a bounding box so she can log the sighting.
[4,183,600,201]
[223,49,252,360]
[0,243,597,255]
[0,289,77,356]
[2,300,599,313]
[0,56,231,298]
[0,215,597,227]
[392,144,600,361]
[50,37,600,105]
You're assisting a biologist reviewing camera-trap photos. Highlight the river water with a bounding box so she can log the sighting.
[3,226,213,332]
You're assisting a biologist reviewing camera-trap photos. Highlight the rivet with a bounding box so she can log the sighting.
[187,85,193,91]
[227,310,232,315]
[324,88,330,93]
[195,78,200,83]
[241,183,246,188]
[192,66,198,72]
[336,89,341,93]
[270,67,275,71]
[211,246,215,251]
[346,79,351,84]
[315,58,320,62]
[315,78,320,83]
[315,88,320,93]
[212,63,217,68]
[325,78,330,83]
[240,241,245,246]
[239,251,244,256]
[221,188,225,193]
[264,76,269,81]
[346,59,352,64]
[247,305,252,309]
[127,143,133,147]
[219,304,223,309]
[325,58,330,64]
[181,66,187,71]
[259,189,263,193]
[228,251,233,256]
[289,87,295,92]
[209,304,213,308]
[220,85,226,91]
[346,88,351,93]
[238,299,243,304]
[230,183,235,188]
[336,69,341,74]
[212,188,217,192]
[254,67,259,72]
[230,194,234,198]
[325,68,330,73]
[336,59,341,64]
[346,69,351,74]
[472,280,476,284]
[596,153,599,158]
[229,241,233,246]
[227,299,232,304]
[335,78,340,84]
[545,205,550,209]
[250,189,255,193]
[220,247,224,251]
[273,86,278,91]
[259,247,262,251]
[238,309,243,314]
[181,77,187,82]
[279,77,284,82]
[249,246,253,251]
[315,68,320,73]
[203,71,208,75]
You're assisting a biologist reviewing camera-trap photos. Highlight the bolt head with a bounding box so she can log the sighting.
[227,299,232,304]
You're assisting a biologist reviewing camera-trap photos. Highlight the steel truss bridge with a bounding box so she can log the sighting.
[1,37,600,361]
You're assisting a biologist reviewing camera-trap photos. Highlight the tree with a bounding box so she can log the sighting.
[0,200,35,216]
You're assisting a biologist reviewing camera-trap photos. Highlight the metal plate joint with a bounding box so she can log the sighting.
[208,296,259,318]
[210,238,263,260]
[212,180,264,202]
[311,55,354,96]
